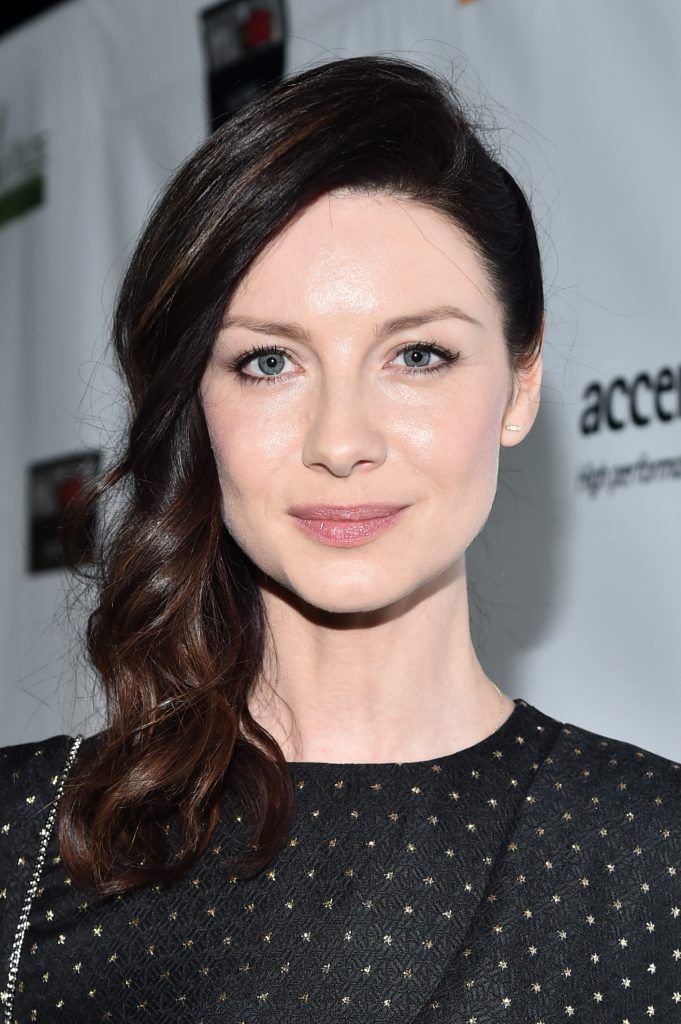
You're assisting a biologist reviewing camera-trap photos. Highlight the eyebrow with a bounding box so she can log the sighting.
[221,304,483,344]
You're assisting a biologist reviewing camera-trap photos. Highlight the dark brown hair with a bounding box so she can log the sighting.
[58,54,545,895]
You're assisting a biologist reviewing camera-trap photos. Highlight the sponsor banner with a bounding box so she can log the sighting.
[1,0,679,756]
[0,104,47,225]
[202,0,286,130]
[28,451,100,572]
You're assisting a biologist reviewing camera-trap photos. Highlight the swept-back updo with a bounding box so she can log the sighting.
[59,55,544,895]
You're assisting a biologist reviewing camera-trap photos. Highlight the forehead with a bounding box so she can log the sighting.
[229,191,500,330]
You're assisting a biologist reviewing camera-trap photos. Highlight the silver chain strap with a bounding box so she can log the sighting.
[2,734,84,1023]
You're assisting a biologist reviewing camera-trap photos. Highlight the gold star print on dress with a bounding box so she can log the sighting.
[1,698,680,1022]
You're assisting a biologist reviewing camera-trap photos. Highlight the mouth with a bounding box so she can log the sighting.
[288,503,407,521]
[289,505,408,547]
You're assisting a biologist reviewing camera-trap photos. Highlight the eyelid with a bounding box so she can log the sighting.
[229,343,293,373]
[227,338,460,382]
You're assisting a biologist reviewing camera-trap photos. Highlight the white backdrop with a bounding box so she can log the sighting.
[1,0,679,758]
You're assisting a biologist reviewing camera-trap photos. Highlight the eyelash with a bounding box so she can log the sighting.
[227,340,460,386]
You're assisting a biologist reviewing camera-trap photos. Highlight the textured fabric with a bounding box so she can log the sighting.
[1,697,680,1023]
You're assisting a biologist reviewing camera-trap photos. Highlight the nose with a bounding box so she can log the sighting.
[301,377,387,477]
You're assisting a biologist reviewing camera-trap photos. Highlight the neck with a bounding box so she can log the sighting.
[247,567,514,764]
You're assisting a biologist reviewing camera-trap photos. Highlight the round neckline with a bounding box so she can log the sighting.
[286,697,528,774]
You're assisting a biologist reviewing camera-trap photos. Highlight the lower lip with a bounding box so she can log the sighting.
[291,508,406,547]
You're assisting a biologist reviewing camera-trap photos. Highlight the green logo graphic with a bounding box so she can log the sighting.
[0,105,47,227]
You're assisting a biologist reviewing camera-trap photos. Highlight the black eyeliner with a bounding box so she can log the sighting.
[227,339,460,385]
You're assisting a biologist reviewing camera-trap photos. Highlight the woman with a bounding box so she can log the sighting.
[1,55,679,1022]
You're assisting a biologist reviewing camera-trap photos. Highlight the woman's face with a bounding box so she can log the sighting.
[200,191,540,613]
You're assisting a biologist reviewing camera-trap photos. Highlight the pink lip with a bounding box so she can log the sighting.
[290,506,407,547]
[289,504,406,521]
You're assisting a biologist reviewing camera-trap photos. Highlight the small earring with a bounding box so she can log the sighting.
[504,424,522,432]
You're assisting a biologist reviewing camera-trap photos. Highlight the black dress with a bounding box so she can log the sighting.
[1,697,680,1023]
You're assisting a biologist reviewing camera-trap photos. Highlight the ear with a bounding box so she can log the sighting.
[500,350,543,447]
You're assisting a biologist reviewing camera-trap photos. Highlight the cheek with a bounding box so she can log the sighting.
[203,396,292,525]
[412,386,504,495]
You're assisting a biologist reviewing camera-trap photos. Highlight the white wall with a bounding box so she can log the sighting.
[1,0,679,758]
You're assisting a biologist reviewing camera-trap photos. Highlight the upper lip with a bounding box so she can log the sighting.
[289,503,407,520]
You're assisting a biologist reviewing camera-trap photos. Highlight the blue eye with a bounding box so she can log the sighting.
[228,341,459,385]
[227,344,292,385]
[399,343,457,376]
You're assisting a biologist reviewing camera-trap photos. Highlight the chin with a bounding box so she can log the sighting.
[289,564,447,618]
[315,596,392,616]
